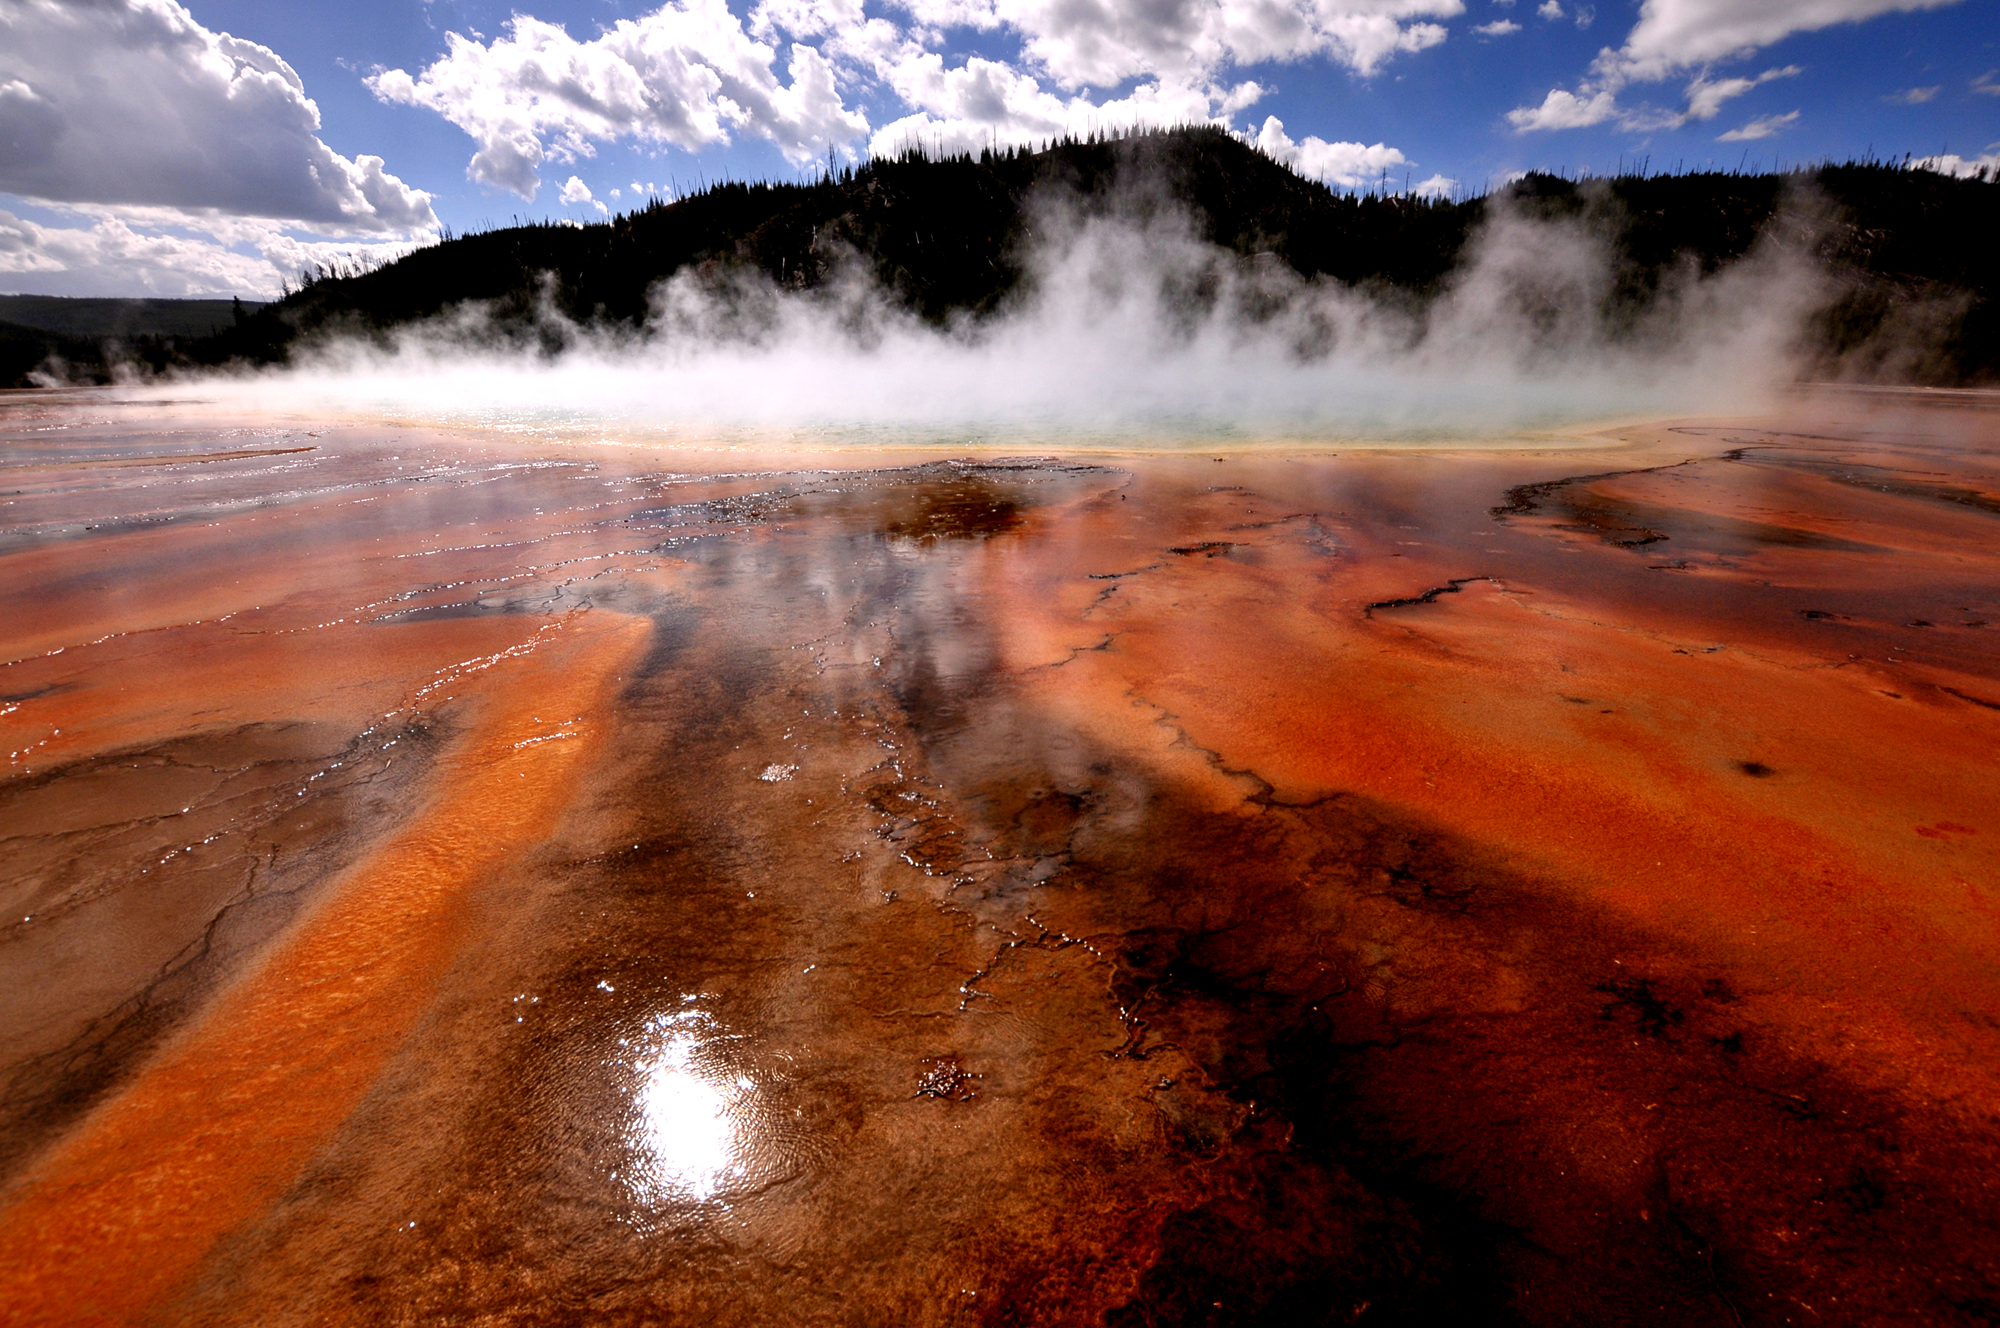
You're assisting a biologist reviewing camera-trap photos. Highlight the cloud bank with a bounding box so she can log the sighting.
[0,0,436,296]
[367,0,1466,200]
[0,0,1464,293]
[5,0,1972,296]
[1248,118,1409,189]
[366,1,867,194]
[1916,150,1999,179]
[0,0,433,231]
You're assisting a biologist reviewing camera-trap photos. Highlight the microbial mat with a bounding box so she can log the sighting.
[1,387,1997,1324]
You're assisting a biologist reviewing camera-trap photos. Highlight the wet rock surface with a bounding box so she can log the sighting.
[1,390,1998,1325]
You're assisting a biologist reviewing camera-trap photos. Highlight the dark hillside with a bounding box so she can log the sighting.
[0,321,101,390]
[0,295,258,340]
[0,296,267,389]
[268,128,1469,337]
[8,127,1996,386]
[1503,166,2000,379]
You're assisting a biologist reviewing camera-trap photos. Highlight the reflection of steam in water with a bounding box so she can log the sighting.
[620,1000,758,1210]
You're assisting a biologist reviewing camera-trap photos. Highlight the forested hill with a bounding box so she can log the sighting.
[0,296,258,392]
[0,295,255,340]
[13,126,2000,386]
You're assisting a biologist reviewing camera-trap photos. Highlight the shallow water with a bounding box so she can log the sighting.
[2,387,1999,1325]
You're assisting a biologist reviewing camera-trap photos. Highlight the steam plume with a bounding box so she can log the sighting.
[128,193,1838,448]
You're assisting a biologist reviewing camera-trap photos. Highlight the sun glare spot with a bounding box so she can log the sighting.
[626,1006,749,1208]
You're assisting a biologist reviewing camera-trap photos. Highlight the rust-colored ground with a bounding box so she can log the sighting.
[1,389,1995,1325]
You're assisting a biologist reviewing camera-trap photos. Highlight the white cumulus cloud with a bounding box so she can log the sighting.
[0,209,266,294]
[1616,0,1958,79]
[1249,116,1409,188]
[1507,87,1618,130]
[0,207,423,298]
[559,175,609,214]
[368,0,870,197]
[1474,20,1521,35]
[879,0,1462,86]
[1915,150,1998,177]
[1717,109,1799,140]
[0,0,434,234]
[367,0,1462,202]
[865,44,1264,158]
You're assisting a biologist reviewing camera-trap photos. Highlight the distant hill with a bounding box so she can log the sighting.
[0,295,259,340]
[7,127,1996,387]
[0,295,263,390]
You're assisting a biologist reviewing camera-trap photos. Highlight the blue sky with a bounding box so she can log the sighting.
[0,0,1995,297]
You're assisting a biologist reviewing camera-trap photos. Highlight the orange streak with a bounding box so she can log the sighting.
[0,613,648,1327]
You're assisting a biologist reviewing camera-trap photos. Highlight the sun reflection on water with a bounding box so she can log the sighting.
[623,1001,753,1209]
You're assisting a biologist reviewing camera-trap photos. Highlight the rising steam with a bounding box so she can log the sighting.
[129,190,1839,448]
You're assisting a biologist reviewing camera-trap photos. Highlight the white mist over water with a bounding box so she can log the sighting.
[133,201,1832,449]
